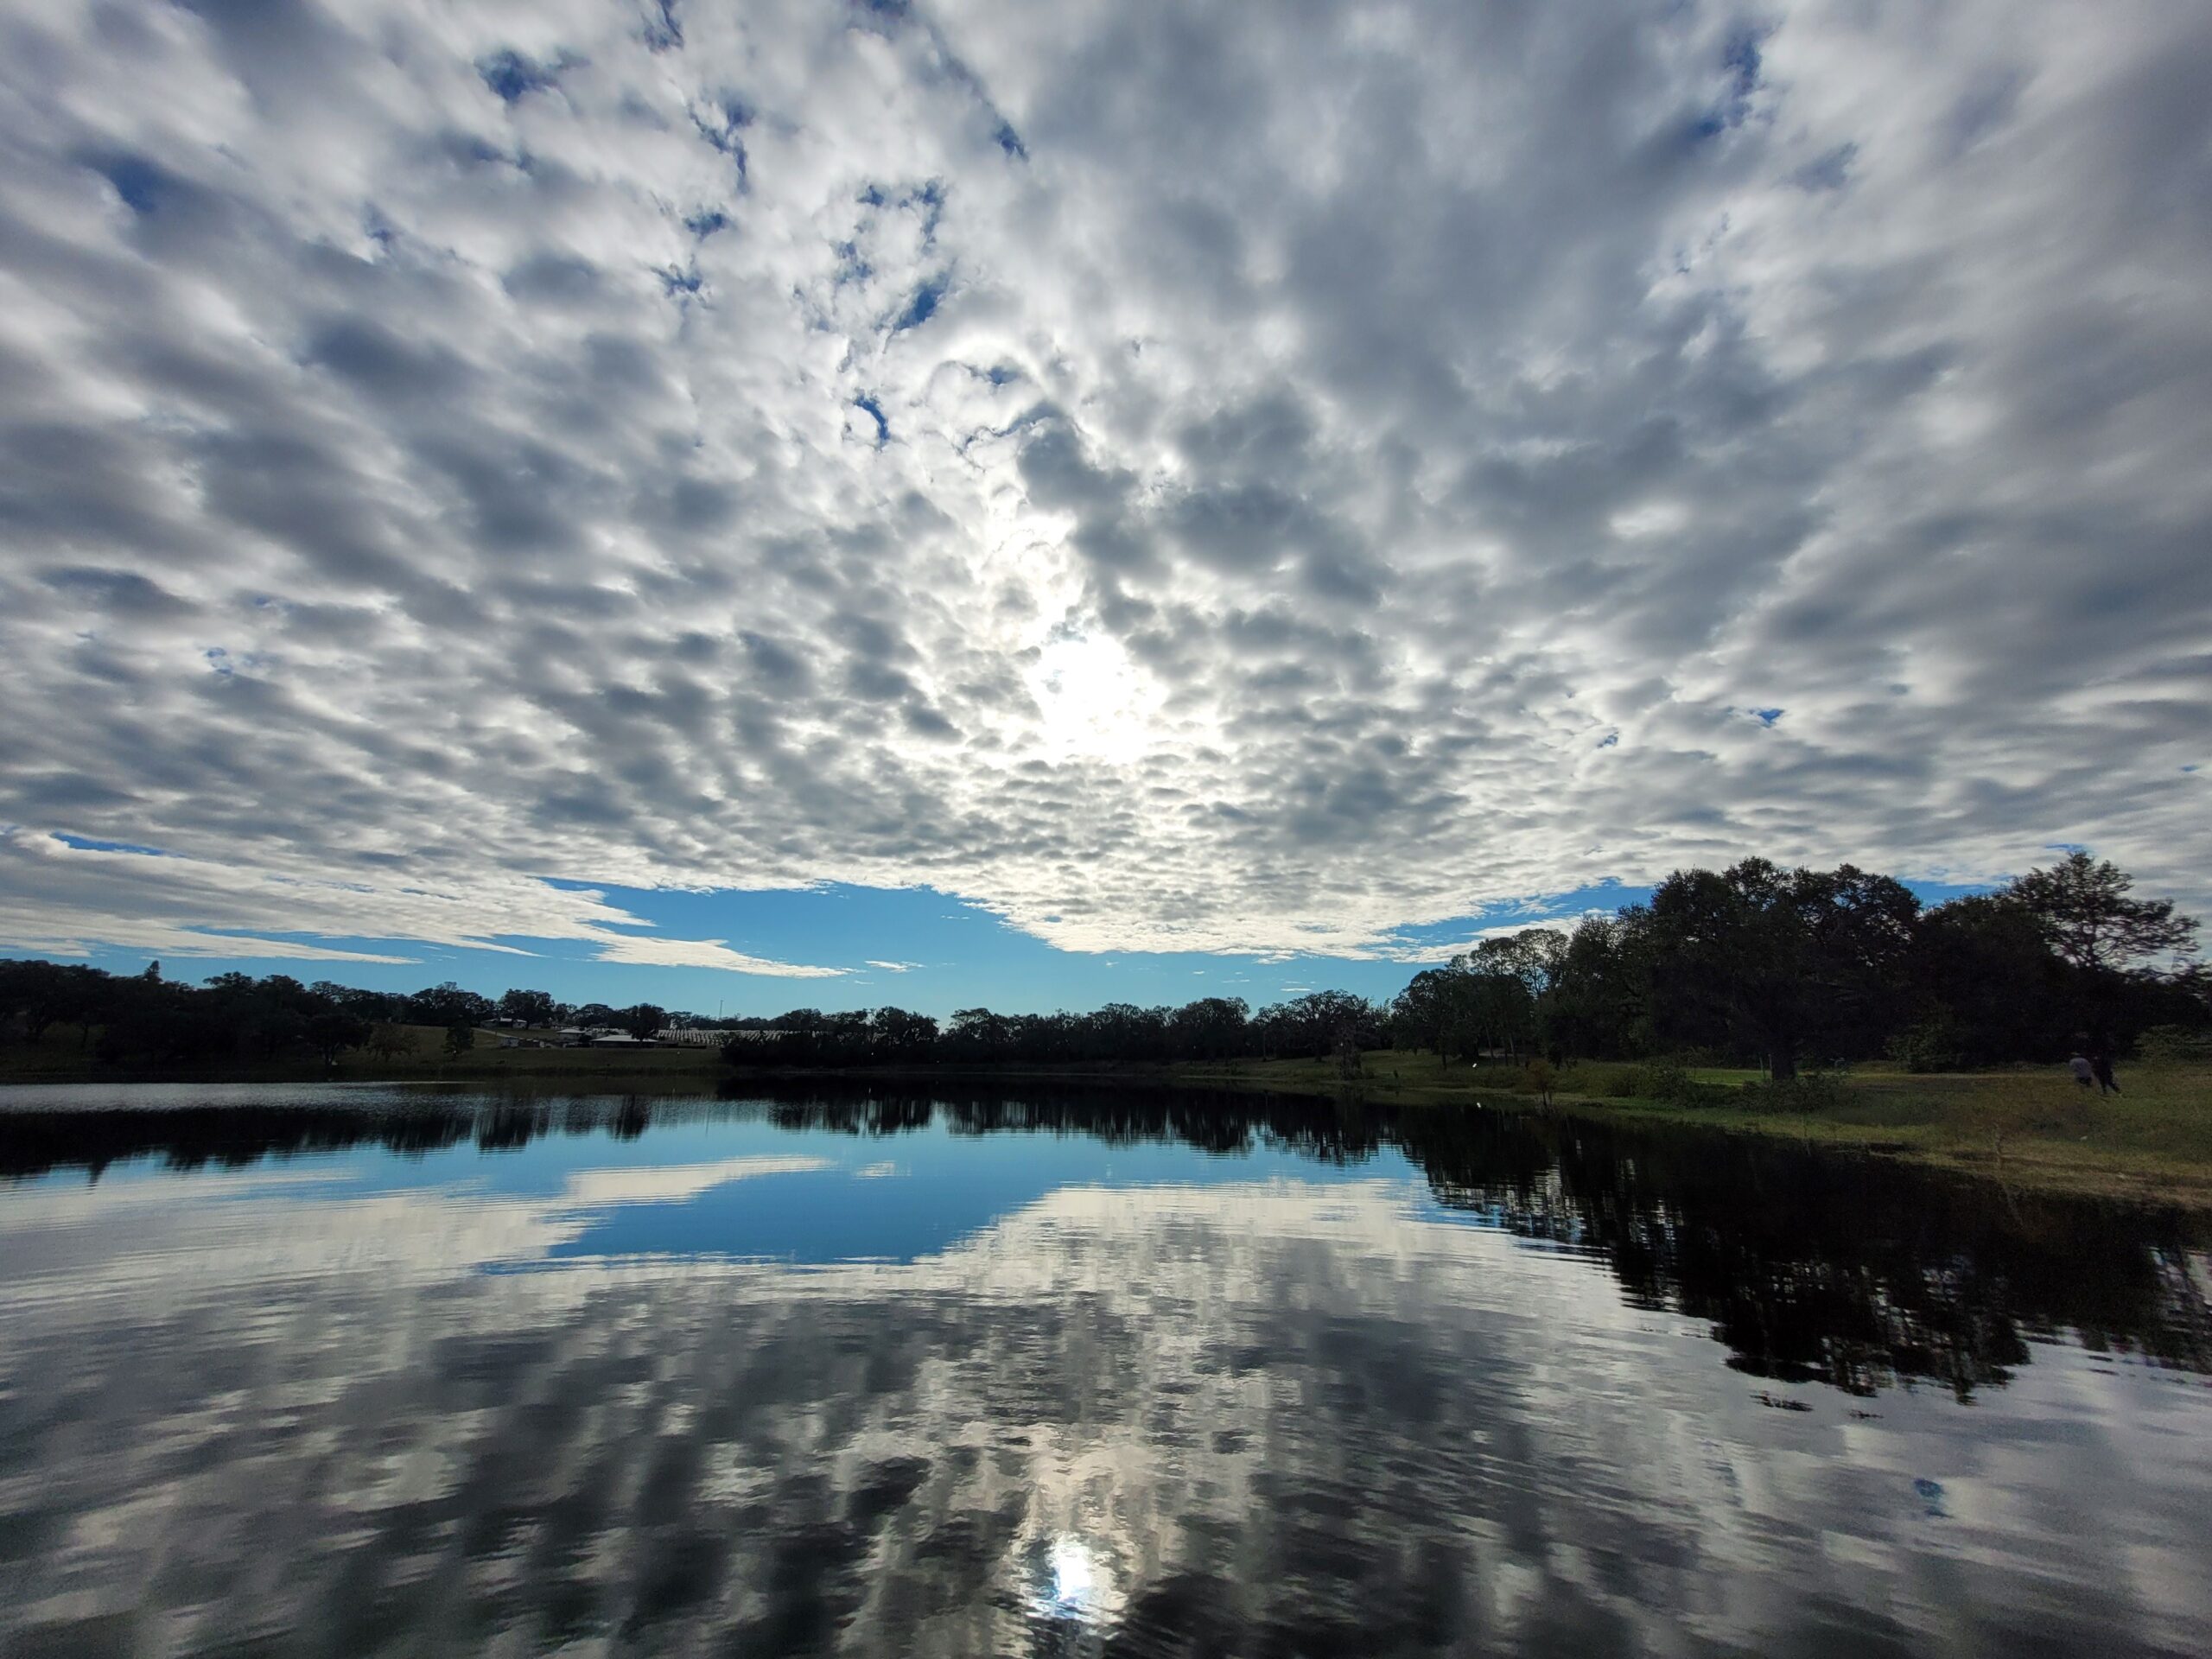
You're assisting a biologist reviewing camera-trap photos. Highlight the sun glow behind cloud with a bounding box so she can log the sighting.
[1027,630,1163,764]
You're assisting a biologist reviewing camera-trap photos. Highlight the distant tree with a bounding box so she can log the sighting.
[366,1022,416,1061]
[1909,894,2071,1065]
[1169,996,1249,1060]
[1085,1002,1171,1062]
[1644,860,1919,1079]
[1457,935,1552,1059]
[443,1021,475,1058]
[870,1006,938,1060]
[313,981,401,1021]
[620,1002,667,1041]
[572,1002,620,1031]
[2,960,94,1045]
[1391,969,1459,1066]
[1274,990,1377,1060]
[404,981,494,1028]
[946,1007,1014,1059]
[303,1010,371,1065]
[1541,914,1651,1060]
[499,988,558,1027]
[1527,1057,1557,1107]
[2008,853,2198,978]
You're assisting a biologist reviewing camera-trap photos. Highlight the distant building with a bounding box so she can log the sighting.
[656,1027,729,1047]
[557,1027,657,1047]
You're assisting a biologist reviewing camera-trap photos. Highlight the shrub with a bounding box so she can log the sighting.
[1738,1072,1852,1114]
[1886,1011,1964,1072]
[1526,1058,1557,1105]
[1639,1059,1731,1109]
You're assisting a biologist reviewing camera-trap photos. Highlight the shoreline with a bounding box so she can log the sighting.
[4,1040,2209,1210]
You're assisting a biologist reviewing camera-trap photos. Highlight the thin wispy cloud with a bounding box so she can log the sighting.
[0,0,2204,972]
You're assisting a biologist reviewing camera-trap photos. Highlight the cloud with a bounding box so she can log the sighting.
[562,1154,832,1206]
[591,934,846,977]
[0,0,2206,965]
[866,959,924,973]
[0,830,838,976]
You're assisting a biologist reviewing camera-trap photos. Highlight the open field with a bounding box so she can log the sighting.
[1171,1051,2212,1208]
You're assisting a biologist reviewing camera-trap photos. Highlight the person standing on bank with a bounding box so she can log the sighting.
[2091,1051,2121,1096]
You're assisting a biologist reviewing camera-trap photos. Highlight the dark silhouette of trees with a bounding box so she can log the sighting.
[1640,861,1919,1078]
[404,981,494,1029]
[302,1011,370,1066]
[499,988,558,1026]
[2007,851,2201,1046]
[1384,854,2203,1075]
[620,1002,668,1041]
[2011,851,2199,977]
[1904,893,2072,1065]
[728,994,1386,1070]
[1,959,95,1043]
[1170,997,1250,1060]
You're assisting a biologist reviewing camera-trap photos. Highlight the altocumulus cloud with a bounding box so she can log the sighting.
[0,0,2207,968]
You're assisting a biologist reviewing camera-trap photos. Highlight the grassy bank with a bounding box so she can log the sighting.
[1170,1050,2212,1208]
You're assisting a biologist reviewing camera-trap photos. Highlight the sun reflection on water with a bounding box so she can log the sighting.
[1024,1532,1121,1640]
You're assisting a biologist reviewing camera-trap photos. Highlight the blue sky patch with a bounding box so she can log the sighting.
[477,50,560,105]
[98,156,168,215]
[854,394,889,445]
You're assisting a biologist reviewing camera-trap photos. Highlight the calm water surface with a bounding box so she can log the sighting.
[2,1083,2208,1656]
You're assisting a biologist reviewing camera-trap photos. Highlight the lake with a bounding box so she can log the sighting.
[2,1082,2208,1656]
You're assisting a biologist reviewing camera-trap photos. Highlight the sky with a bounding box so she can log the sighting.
[0,0,2206,1016]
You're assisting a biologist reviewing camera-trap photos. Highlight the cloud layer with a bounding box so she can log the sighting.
[1,0,2207,964]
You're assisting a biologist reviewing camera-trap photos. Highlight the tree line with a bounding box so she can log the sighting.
[0,852,2202,1075]
[724,853,2203,1076]
[1392,851,2202,1077]
[0,964,692,1068]
[719,990,1388,1070]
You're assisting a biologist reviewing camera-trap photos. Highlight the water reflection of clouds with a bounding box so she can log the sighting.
[562,1154,833,1207]
[2,1166,2209,1655]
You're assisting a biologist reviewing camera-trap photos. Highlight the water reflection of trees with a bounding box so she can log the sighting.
[1395,1107,2212,1397]
[3,1085,2202,1395]
[748,1085,1383,1164]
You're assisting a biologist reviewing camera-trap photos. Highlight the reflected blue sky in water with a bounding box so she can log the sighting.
[21,1109,1427,1267]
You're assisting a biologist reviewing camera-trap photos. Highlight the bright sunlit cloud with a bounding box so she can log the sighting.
[1027,629,1164,764]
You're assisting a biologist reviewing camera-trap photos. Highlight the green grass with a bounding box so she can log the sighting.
[1171,1050,2212,1208]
